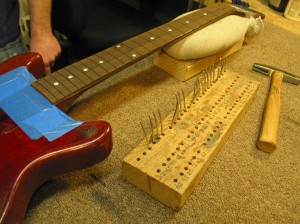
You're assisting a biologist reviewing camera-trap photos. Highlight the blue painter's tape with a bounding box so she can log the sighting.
[0,66,35,101]
[0,66,82,141]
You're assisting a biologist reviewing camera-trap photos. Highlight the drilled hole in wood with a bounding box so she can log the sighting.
[162,163,166,166]
[174,179,178,183]
[184,167,188,170]
[148,147,152,150]
[180,172,184,176]
[188,162,192,165]
[137,158,141,161]
[143,152,147,155]
[167,157,171,161]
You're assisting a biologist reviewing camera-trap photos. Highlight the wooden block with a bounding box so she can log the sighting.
[122,69,259,210]
[153,39,244,81]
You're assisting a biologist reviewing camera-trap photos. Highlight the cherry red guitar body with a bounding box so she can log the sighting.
[0,53,112,224]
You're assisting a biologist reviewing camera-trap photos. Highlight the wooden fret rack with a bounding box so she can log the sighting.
[122,69,259,210]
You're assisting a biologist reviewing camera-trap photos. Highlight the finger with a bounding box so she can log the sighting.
[50,61,55,67]
[44,65,51,75]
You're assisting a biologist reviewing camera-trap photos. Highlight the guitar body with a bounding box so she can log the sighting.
[0,53,113,224]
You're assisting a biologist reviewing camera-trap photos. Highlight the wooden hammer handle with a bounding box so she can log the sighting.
[257,71,283,153]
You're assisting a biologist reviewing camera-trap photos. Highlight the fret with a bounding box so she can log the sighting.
[117,53,134,65]
[45,75,70,97]
[66,63,93,85]
[31,3,236,105]
[76,60,101,82]
[133,32,159,51]
[95,51,116,73]
[37,78,63,101]
[134,45,150,56]
[144,33,166,49]
[56,69,85,92]
[52,71,78,93]
[31,81,57,103]
[123,39,139,50]
[63,66,87,89]
[165,20,186,38]
[130,34,153,46]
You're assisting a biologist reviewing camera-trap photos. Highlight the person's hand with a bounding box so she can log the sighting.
[30,33,61,75]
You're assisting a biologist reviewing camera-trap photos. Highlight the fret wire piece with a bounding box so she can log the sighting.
[153,112,160,139]
[196,78,200,96]
[158,109,164,135]
[220,58,224,75]
[211,66,214,84]
[198,77,201,95]
[189,88,196,108]
[149,116,155,144]
[210,66,213,86]
[177,93,182,115]
[172,100,179,125]
[205,70,209,89]
[181,89,186,112]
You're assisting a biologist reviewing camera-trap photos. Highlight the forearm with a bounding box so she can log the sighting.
[28,0,53,39]
[27,0,61,75]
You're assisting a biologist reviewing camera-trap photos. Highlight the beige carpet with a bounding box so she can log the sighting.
[24,20,300,224]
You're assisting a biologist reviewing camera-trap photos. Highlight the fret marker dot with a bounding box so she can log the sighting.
[83,68,88,72]
[150,36,155,40]
[185,20,190,23]
[204,13,208,16]
[132,54,137,57]
[116,45,121,48]
[68,75,73,79]
[54,82,59,86]
[168,29,172,32]
[99,60,104,64]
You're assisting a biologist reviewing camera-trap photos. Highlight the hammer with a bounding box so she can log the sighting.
[252,63,300,153]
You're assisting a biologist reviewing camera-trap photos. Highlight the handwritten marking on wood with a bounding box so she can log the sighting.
[122,70,259,210]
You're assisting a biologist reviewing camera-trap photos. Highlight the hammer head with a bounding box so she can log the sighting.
[252,63,300,85]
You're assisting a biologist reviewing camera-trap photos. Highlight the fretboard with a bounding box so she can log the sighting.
[32,3,236,105]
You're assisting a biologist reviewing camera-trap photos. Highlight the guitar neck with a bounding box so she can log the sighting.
[32,3,235,105]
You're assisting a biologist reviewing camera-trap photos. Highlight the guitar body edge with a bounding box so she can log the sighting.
[0,120,112,224]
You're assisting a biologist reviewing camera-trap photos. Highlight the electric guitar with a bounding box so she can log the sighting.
[0,52,113,224]
[0,3,261,223]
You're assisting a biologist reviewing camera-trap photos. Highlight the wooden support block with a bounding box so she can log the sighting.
[122,69,259,210]
[153,39,244,81]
